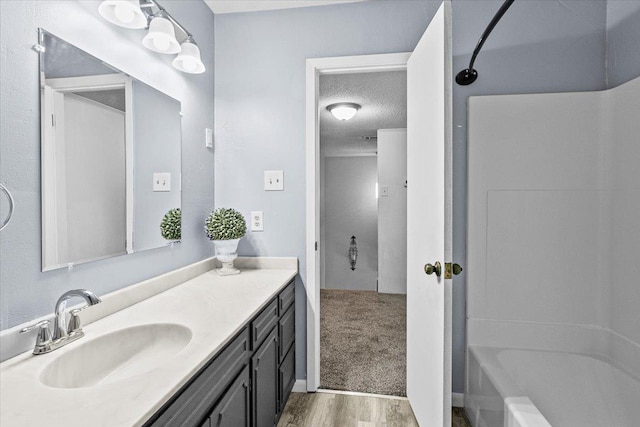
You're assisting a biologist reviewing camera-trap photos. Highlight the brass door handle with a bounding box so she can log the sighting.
[424,261,442,277]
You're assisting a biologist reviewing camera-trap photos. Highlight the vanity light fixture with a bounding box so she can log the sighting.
[98,0,147,29]
[98,0,206,74]
[327,102,361,121]
[172,38,205,74]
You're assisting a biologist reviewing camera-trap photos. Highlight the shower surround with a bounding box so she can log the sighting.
[465,76,640,426]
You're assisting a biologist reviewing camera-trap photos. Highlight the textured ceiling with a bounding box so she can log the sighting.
[319,71,407,156]
[205,0,366,14]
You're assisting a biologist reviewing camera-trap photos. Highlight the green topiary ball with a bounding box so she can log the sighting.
[160,208,181,240]
[205,208,246,241]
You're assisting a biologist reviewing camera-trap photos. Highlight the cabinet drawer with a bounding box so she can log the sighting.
[145,328,250,427]
[278,344,295,414]
[251,299,278,350]
[278,305,295,363]
[278,281,295,315]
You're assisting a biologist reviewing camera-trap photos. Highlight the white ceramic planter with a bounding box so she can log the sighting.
[212,238,241,276]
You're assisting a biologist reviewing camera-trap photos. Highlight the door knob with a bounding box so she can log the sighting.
[424,261,442,277]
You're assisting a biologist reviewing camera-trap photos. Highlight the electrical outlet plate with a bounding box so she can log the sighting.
[251,211,264,231]
[264,171,284,191]
[153,173,171,192]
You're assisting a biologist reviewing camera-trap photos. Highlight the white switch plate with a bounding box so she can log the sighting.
[264,171,284,191]
[153,173,171,192]
[205,128,213,148]
[380,186,389,197]
[251,211,264,231]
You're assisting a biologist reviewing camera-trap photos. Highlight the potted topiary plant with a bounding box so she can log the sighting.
[205,207,246,275]
[160,208,181,241]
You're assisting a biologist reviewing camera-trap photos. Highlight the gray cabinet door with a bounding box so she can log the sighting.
[251,327,279,427]
[208,366,251,427]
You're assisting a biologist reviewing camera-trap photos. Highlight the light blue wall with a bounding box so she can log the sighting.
[606,0,640,87]
[215,0,610,393]
[213,0,441,383]
[0,0,215,330]
[452,0,607,393]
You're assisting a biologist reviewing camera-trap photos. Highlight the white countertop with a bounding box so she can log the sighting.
[0,264,297,427]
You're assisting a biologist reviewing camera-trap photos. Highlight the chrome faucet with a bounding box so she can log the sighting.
[20,289,101,355]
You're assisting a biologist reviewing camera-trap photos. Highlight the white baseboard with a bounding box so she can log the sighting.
[292,379,307,393]
[452,392,464,408]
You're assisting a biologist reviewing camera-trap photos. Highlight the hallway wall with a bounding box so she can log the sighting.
[322,156,378,291]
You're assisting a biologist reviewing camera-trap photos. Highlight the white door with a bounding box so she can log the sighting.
[406,1,453,426]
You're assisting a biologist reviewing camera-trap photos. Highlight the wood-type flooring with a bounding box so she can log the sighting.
[278,391,472,427]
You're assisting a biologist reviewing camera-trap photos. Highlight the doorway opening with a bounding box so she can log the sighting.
[305,53,411,396]
[318,70,408,396]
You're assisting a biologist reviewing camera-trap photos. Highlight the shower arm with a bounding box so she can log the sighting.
[455,0,516,86]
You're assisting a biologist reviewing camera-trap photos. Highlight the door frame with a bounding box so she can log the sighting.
[305,52,411,392]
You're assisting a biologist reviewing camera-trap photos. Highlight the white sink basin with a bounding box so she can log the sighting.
[40,323,192,389]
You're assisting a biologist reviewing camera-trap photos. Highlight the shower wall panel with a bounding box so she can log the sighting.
[467,76,640,350]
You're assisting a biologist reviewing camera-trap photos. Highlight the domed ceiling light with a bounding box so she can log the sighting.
[327,102,361,121]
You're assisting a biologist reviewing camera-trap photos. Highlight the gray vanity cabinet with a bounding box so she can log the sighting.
[144,280,295,427]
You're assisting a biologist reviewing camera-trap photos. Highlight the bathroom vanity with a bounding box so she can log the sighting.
[146,279,296,427]
[0,258,298,427]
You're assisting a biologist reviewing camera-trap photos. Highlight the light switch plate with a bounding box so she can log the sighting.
[251,211,264,231]
[153,173,171,192]
[264,171,284,191]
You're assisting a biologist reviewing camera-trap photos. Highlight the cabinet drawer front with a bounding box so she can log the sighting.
[278,344,295,414]
[278,281,295,315]
[278,305,295,363]
[146,328,250,427]
[251,299,278,350]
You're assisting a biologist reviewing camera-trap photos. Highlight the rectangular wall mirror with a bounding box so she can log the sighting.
[39,29,182,272]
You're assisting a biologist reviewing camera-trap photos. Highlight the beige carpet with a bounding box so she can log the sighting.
[320,289,406,396]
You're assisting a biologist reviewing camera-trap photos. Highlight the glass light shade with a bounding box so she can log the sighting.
[327,102,360,121]
[98,0,147,29]
[172,42,205,74]
[142,16,181,54]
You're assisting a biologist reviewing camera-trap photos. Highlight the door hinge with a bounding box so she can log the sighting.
[315,241,318,251]
[51,114,55,127]
[444,262,463,279]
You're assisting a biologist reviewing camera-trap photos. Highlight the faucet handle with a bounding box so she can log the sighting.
[67,309,82,334]
[20,320,50,333]
[20,320,52,350]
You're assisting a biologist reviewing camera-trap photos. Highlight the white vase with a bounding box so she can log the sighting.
[212,238,241,276]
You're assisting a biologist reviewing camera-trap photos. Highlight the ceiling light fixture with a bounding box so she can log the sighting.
[98,0,206,74]
[98,0,147,29]
[327,102,361,121]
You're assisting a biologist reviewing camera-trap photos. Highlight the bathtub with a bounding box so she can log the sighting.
[466,346,640,427]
